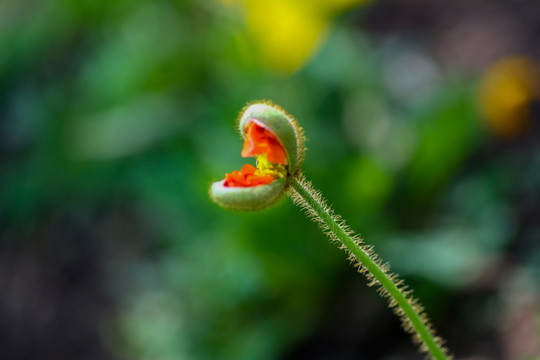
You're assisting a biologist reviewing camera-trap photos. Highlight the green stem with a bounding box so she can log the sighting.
[289,176,449,360]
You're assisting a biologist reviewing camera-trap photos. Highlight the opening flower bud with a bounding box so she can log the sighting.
[210,101,304,211]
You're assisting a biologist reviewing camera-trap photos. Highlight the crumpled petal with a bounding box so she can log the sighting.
[241,122,287,165]
[224,163,275,187]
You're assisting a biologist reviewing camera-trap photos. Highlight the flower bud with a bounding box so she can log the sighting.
[210,101,304,211]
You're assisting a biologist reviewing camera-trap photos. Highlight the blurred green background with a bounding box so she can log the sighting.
[1,0,540,359]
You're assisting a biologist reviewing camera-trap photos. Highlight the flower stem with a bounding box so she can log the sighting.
[288,176,450,360]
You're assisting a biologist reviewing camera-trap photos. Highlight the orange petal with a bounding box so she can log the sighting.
[241,121,287,164]
[240,163,257,174]
[224,163,275,187]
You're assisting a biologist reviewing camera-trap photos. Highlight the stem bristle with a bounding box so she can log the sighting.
[287,174,452,360]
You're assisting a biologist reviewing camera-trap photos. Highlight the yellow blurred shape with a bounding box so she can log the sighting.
[218,0,371,74]
[479,56,540,138]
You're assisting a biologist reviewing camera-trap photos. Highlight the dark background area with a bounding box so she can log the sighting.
[1,0,540,359]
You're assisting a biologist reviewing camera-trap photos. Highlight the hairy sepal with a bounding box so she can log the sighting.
[210,178,286,211]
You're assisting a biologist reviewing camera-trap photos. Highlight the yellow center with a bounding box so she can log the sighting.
[255,153,287,178]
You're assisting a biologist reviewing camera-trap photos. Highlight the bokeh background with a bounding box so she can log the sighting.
[1,0,540,359]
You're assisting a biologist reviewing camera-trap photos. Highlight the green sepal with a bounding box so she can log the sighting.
[210,178,286,211]
[239,103,303,175]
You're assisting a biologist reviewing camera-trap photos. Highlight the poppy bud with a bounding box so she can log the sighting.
[210,101,304,211]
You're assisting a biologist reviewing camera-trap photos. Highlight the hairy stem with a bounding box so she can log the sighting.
[288,175,450,360]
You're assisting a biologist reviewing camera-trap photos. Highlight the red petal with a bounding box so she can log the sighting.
[224,163,275,187]
[241,121,287,165]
